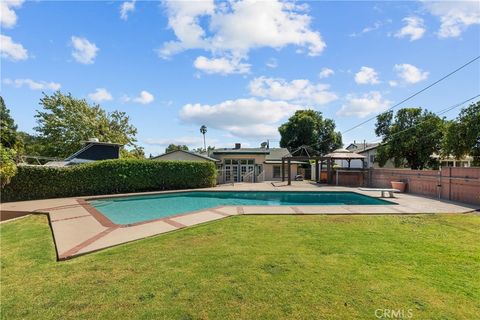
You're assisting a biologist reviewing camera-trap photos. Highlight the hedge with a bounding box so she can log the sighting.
[1,159,217,202]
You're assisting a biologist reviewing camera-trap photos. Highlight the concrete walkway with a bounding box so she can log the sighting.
[1,182,476,260]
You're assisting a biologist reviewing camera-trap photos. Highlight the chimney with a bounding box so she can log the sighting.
[235,143,241,149]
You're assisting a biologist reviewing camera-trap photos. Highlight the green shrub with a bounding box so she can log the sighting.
[1,159,217,202]
[0,146,17,188]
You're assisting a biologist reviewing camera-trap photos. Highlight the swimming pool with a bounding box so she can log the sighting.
[89,191,394,225]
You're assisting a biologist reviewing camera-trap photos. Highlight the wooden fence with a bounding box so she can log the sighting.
[368,167,480,206]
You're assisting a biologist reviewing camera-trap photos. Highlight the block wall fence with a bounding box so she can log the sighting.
[332,167,479,206]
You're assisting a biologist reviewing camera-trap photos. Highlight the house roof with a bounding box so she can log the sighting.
[346,142,380,152]
[211,148,270,155]
[151,149,219,162]
[65,141,123,161]
[324,148,366,159]
[265,148,291,160]
[210,147,292,161]
[346,142,380,153]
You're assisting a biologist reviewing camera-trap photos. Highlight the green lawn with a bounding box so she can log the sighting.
[1,214,479,319]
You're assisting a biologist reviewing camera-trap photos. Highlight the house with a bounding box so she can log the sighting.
[431,153,473,167]
[151,149,219,163]
[153,143,303,183]
[208,143,303,183]
[345,141,395,168]
[345,141,473,168]
[44,139,122,167]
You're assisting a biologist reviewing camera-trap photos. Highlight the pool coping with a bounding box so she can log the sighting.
[2,185,476,261]
[79,190,397,228]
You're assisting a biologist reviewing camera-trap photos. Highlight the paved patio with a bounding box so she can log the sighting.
[1,181,476,260]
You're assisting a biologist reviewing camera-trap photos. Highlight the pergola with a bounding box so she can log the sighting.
[281,148,366,185]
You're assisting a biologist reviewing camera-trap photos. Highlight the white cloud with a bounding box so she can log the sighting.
[394,63,429,84]
[361,21,382,33]
[266,58,278,68]
[193,56,250,75]
[318,67,334,79]
[122,90,155,104]
[157,0,215,58]
[158,0,325,71]
[388,80,398,87]
[120,0,135,20]
[354,66,380,84]
[424,1,480,38]
[0,0,24,28]
[71,36,99,64]
[349,20,383,37]
[180,98,303,139]
[249,76,337,106]
[88,88,113,102]
[3,78,61,90]
[395,16,426,41]
[0,34,28,61]
[337,91,391,118]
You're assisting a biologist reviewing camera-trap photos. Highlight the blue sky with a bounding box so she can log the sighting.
[1,0,479,156]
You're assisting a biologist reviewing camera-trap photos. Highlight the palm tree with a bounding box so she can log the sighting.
[200,125,207,151]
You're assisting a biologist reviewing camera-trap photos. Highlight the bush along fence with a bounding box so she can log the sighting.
[1,159,217,202]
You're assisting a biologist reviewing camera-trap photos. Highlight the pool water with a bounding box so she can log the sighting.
[89,191,393,225]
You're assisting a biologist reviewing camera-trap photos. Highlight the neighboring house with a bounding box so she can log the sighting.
[151,149,219,163]
[431,154,473,167]
[345,141,395,168]
[44,139,122,167]
[208,143,303,183]
[345,141,473,168]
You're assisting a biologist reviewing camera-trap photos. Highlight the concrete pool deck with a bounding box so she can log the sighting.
[1,181,477,260]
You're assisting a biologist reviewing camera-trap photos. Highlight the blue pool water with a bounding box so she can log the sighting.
[89,191,393,225]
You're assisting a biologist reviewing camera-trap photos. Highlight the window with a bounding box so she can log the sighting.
[370,155,376,163]
[273,165,281,178]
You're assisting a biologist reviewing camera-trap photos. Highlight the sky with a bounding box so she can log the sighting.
[1,0,479,156]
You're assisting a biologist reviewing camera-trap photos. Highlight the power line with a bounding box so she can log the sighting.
[341,55,480,135]
[361,94,480,147]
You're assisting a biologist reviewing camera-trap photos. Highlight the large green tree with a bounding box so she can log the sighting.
[0,97,19,149]
[375,108,445,169]
[442,101,480,166]
[279,110,342,155]
[165,144,189,153]
[0,97,19,184]
[34,92,142,158]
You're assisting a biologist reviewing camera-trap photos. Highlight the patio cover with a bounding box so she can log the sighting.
[324,148,366,160]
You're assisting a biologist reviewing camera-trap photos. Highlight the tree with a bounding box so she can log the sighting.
[278,110,342,155]
[120,146,145,159]
[165,144,189,153]
[200,125,207,151]
[15,132,47,163]
[442,101,480,166]
[34,91,140,158]
[0,145,17,187]
[0,96,18,149]
[375,108,445,169]
[192,146,215,154]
